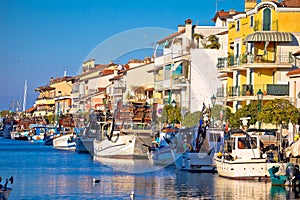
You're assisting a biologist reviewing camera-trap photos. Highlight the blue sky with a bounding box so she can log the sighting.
[0,0,245,111]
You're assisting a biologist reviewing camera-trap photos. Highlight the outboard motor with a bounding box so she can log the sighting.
[286,163,298,186]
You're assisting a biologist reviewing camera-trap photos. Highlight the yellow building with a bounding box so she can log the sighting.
[217,0,300,112]
[34,76,74,117]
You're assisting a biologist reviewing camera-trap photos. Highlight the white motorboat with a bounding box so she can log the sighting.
[214,132,286,180]
[171,126,224,172]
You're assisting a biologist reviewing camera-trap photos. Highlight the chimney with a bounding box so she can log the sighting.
[185,18,193,41]
[245,0,257,11]
[229,9,236,15]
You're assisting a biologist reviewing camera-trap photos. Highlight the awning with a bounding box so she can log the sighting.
[171,61,183,71]
[244,31,292,42]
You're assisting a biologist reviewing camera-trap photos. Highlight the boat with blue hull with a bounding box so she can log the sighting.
[29,124,57,143]
[148,127,178,165]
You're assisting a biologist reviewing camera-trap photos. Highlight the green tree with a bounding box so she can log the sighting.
[1,110,14,117]
[157,104,181,125]
[229,101,259,129]
[259,99,300,126]
[182,111,202,128]
[202,35,221,49]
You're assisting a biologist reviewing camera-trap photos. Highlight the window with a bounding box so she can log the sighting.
[250,16,254,27]
[263,8,271,31]
[236,20,240,31]
[238,137,258,149]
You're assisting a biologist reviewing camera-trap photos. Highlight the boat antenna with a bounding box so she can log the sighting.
[23,80,27,112]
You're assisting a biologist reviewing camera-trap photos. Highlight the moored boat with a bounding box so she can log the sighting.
[0,176,13,200]
[93,122,152,159]
[269,163,300,186]
[147,126,178,165]
[53,127,76,150]
[170,124,224,172]
[93,102,153,159]
[29,124,57,143]
[214,131,287,180]
[75,111,105,154]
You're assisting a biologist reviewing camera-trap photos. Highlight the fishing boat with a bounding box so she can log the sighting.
[170,124,224,172]
[29,124,57,143]
[147,126,178,165]
[53,127,76,150]
[93,102,153,159]
[0,176,13,200]
[14,130,30,141]
[93,122,152,159]
[53,114,76,150]
[75,110,107,154]
[214,131,287,180]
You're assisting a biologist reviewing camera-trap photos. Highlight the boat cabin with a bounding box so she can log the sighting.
[229,133,261,160]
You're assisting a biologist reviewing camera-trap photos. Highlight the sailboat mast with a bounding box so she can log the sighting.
[23,80,27,112]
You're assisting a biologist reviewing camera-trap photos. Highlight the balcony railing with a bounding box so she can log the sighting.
[216,57,228,69]
[155,80,171,91]
[227,84,288,97]
[222,52,294,67]
[114,81,126,88]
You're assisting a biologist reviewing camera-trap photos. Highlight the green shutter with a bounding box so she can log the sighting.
[263,8,271,31]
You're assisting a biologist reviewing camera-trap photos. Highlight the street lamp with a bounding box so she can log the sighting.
[171,99,176,127]
[257,89,263,129]
[211,94,216,127]
[171,99,176,108]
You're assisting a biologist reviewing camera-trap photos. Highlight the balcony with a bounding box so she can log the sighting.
[155,80,171,91]
[227,84,288,97]
[226,52,293,67]
[216,87,225,97]
[154,54,172,66]
[114,80,126,89]
[216,57,228,69]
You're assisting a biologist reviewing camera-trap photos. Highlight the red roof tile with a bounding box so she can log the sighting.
[293,50,300,56]
[211,10,244,22]
[286,68,300,76]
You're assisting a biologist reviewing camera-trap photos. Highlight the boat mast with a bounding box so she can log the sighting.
[23,80,27,112]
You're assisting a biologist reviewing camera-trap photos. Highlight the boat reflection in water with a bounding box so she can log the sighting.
[93,156,163,174]
[270,185,300,199]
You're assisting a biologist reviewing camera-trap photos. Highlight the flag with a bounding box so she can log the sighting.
[225,120,229,132]
[201,102,206,113]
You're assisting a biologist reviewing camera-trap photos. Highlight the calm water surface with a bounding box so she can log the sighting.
[0,137,298,199]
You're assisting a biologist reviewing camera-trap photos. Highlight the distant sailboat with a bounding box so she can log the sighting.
[23,80,27,112]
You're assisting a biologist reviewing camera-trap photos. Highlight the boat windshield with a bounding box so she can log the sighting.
[237,137,258,149]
